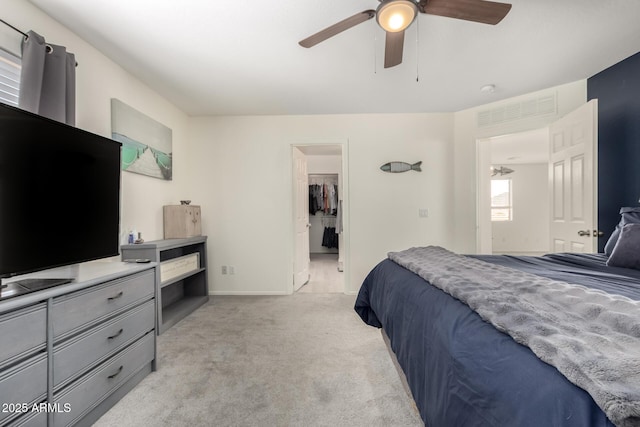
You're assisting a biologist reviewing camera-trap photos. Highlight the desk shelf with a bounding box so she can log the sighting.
[161,295,209,332]
[122,236,209,334]
[160,267,206,289]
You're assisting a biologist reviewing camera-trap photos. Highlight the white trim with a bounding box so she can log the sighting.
[209,291,289,296]
[476,138,492,254]
[290,138,350,294]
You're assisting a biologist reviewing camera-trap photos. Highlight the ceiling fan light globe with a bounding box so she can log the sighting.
[376,0,418,32]
[388,14,405,30]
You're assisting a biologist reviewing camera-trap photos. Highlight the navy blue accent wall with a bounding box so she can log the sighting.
[588,51,640,252]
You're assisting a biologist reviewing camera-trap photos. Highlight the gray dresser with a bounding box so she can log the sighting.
[0,262,157,427]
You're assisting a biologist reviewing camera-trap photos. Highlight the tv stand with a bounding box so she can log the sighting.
[0,262,156,426]
[0,278,74,301]
[15,277,73,291]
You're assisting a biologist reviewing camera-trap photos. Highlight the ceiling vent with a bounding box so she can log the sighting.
[477,93,557,128]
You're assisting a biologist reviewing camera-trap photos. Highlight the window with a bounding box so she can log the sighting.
[0,48,21,106]
[491,179,512,221]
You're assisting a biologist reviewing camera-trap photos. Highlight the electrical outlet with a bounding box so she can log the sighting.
[221,265,227,275]
[419,208,429,218]
[229,266,235,275]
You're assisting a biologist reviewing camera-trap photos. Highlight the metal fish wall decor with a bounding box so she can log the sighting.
[380,161,422,173]
[491,166,514,176]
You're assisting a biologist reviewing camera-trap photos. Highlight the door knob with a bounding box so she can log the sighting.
[577,230,591,237]
[593,230,604,237]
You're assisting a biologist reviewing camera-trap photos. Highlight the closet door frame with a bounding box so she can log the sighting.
[290,140,350,294]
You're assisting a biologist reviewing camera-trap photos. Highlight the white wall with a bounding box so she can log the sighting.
[6,2,595,295]
[491,164,549,254]
[187,114,454,294]
[452,81,588,254]
[307,155,341,175]
[5,0,189,245]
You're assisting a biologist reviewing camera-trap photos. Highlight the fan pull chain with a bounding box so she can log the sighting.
[416,18,420,82]
[373,21,378,75]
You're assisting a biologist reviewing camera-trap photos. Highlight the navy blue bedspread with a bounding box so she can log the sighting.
[355,253,640,427]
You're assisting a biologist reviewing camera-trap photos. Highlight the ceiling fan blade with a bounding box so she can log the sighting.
[419,0,512,25]
[299,10,376,48]
[384,31,405,68]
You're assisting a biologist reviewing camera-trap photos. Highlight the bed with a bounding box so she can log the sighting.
[355,248,640,427]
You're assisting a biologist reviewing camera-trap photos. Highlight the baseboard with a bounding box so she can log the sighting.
[209,291,290,296]
[209,290,358,296]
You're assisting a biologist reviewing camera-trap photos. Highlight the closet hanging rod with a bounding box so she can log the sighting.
[0,19,27,38]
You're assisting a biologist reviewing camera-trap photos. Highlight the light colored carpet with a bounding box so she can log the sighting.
[94,294,423,426]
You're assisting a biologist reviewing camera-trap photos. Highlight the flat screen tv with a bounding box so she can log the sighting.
[0,103,121,286]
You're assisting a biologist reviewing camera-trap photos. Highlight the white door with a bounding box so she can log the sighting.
[293,147,310,291]
[549,100,598,253]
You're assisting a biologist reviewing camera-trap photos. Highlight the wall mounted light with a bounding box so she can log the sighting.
[376,0,418,32]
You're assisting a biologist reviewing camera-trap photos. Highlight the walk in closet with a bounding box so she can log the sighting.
[308,174,340,255]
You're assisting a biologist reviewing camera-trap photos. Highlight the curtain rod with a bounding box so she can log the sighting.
[0,18,28,38]
[0,18,78,67]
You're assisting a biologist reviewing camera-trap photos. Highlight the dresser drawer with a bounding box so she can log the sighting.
[53,300,155,388]
[52,270,154,340]
[6,410,47,427]
[0,304,46,367]
[0,354,47,425]
[52,333,154,427]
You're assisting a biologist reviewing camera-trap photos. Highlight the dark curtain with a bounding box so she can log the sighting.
[19,30,76,125]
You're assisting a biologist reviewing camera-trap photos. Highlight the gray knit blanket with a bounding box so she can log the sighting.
[388,246,640,427]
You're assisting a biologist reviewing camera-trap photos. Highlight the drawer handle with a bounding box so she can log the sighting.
[107,291,124,301]
[107,328,124,340]
[107,365,123,379]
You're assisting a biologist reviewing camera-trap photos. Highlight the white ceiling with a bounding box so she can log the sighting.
[490,127,549,165]
[29,0,640,117]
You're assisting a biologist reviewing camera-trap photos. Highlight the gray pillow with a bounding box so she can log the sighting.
[606,223,640,270]
[604,207,640,256]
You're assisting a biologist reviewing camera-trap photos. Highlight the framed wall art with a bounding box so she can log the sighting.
[111,98,172,180]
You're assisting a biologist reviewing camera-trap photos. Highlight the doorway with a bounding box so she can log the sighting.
[292,143,347,293]
[477,128,550,255]
[477,101,599,255]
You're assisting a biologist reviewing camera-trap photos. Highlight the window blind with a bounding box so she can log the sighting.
[0,48,21,107]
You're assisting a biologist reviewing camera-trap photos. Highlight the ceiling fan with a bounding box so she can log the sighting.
[299,0,512,68]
